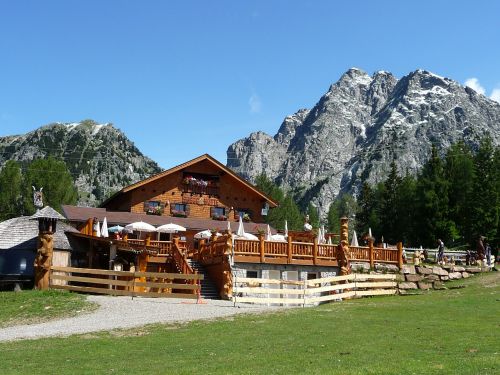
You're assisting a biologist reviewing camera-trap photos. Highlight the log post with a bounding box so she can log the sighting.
[145,233,151,247]
[313,236,318,265]
[259,233,265,263]
[397,242,403,269]
[287,234,292,264]
[338,217,351,275]
[369,239,374,269]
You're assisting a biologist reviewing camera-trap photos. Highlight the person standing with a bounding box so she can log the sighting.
[485,242,492,266]
[437,239,445,265]
[477,236,486,263]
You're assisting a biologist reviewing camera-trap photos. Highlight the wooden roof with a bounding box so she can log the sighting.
[62,205,275,234]
[99,154,278,208]
[0,216,78,251]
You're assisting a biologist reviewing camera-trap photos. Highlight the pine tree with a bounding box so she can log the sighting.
[0,160,24,220]
[379,161,402,244]
[415,145,455,247]
[444,141,474,245]
[306,203,320,229]
[394,174,417,245]
[22,157,78,214]
[469,137,498,244]
[255,173,302,231]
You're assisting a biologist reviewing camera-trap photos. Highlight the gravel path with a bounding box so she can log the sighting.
[0,296,278,342]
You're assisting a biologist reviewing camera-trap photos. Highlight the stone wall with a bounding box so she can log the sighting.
[399,264,488,291]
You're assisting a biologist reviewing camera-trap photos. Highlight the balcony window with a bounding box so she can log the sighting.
[171,203,189,218]
[182,173,219,196]
[211,206,227,221]
[144,201,165,216]
[235,208,251,222]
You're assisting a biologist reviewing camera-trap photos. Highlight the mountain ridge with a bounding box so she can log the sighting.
[0,120,163,206]
[227,68,500,216]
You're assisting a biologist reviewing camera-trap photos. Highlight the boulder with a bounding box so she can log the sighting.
[405,274,423,282]
[432,266,449,276]
[375,263,400,273]
[398,282,418,290]
[466,267,481,273]
[462,272,470,278]
[433,281,446,290]
[448,272,462,280]
[451,266,465,272]
[440,276,449,281]
[351,263,370,273]
[418,281,432,290]
[402,265,416,275]
[425,274,440,281]
[416,266,433,275]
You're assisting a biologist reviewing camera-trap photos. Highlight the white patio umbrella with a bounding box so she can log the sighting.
[108,225,124,233]
[266,224,272,241]
[156,223,186,233]
[101,217,109,238]
[270,234,287,242]
[227,220,231,232]
[327,236,332,245]
[124,221,156,233]
[238,232,258,240]
[194,229,221,239]
[368,227,372,238]
[351,230,359,247]
[94,220,101,237]
[284,220,288,237]
[237,215,245,237]
[321,225,326,244]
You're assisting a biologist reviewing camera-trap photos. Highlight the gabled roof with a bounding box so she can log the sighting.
[30,206,66,220]
[99,154,278,208]
[0,216,77,251]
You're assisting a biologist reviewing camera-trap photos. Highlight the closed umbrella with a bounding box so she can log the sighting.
[351,230,359,247]
[156,223,186,233]
[237,215,245,237]
[227,220,231,232]
[101,217,109,238]
[95,220,101,237]
[284,220,288,238]
[266,224,272,241]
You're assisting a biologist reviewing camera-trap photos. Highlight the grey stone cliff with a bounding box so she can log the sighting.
[227,68,500,216]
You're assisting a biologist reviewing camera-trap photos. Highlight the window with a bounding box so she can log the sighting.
[246,270,258,278]
[144,201,164,216]
[235,208,251,222]
[211,206,227,220]
[171,203,189,217]
[182,172,219,196]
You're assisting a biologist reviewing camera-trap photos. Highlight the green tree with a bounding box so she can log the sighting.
[22,157,78,214]
[415,145,456,247]
[255,173,302,231]
[328,193,357,235]
[444,141,474,245]
[0,160,24,220]
[355,182,377,235]
[306,203,320,229]
[379,161,402,243]
[469,137,499,244]
[394,173,417,245]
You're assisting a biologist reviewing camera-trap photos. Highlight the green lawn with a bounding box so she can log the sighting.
[0,289,96,328]
[0,273,498,375]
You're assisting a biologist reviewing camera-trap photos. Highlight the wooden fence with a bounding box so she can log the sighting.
[50,266,203,299]
[232,273,398,306]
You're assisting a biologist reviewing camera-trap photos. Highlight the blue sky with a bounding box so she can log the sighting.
[0,1,499,168]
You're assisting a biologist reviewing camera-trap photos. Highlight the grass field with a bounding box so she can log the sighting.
[0,289,96,328]
[0,272,498,375]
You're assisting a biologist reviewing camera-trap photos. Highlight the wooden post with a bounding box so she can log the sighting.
[145,233,151,247]
[259,233,265,263]
[34,232,54,290]
[313,236,318,266]
[369,239,374,269]
[287,234,292,264]
[397,242,403,269]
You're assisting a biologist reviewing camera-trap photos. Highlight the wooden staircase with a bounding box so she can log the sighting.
[187,259,220,299]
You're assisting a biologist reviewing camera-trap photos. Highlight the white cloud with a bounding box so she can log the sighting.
[464,77,486,95]
[490,88,500,103]
[249,93,262,113]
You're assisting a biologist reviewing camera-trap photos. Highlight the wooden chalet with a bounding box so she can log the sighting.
[60,154,403,300]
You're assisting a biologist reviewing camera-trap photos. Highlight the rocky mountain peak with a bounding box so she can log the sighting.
[0,120,162,206]
[227,68,500,216]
